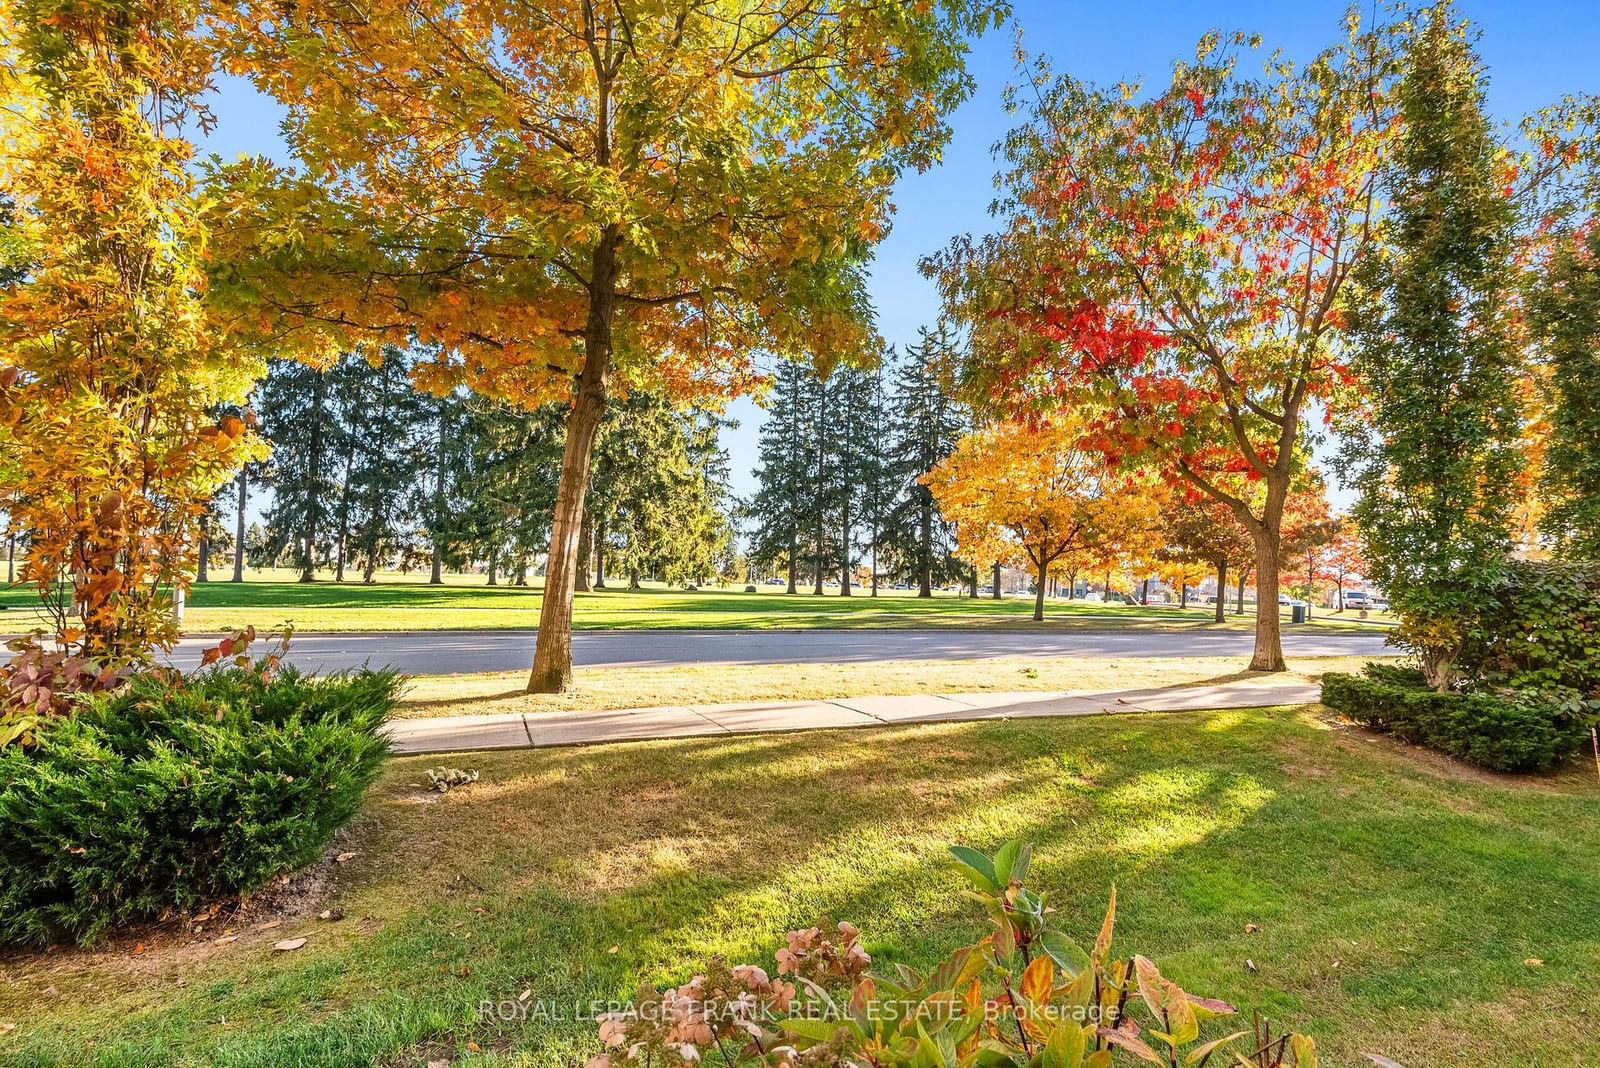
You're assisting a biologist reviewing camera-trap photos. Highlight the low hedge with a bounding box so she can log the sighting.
[0,664,398,945]
[1322,665,1595,773]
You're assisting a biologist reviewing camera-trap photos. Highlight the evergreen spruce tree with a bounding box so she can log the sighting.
[883,324,967,596]
[331,349,430,582]
[748,361,813,593]
[1341,4,1523,688]
[853,361,898,595]
[259,359,345,581]
[590,392,733,588]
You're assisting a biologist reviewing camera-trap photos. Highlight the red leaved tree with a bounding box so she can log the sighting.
[928,21,1401,669]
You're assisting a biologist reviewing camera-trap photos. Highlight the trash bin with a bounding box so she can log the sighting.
[1291,604,1308,625]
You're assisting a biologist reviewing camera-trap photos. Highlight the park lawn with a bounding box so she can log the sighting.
[395,653,1396,719]
[0,573,1391,635]
[3,707,1597,1067]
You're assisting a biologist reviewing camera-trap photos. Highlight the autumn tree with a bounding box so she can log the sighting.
[928,17,1400,670]
[1341,5,1523,688]
[207,0,1002,691]
[0,0,261,657]
[923,416,1161,622]
[1320,521,1367,611]
[1159,500,1255,622]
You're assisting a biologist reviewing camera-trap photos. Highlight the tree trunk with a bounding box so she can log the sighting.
[917,490,933,598]
[196,513,210,582]
[232,467,247,582]
[1179,580,1187,608]
[594,517,607,589]
[486,550,498,586]
[1140,577,1149,606]
[1215,561,1227,623]
[1236,570,1247,615]
[1032,559,1048,622]
[299,373,326,584]
[992,561,1002,599]
[1249,533,1286,671]
[430,403,449,584]
[6,533,13,584]
[575,510,593,593]
[785,543,796,594]
[514,559,528,586]
[527,227,619,693]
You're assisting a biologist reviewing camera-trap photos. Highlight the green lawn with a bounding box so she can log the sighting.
[4,707,1595,1067]
[0,570,1391,634]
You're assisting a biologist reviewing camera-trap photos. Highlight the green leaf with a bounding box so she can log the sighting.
[1038,930,1091,975]
[950,845,1000,891]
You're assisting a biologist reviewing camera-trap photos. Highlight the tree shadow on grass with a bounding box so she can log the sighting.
[8,710,1600,1067]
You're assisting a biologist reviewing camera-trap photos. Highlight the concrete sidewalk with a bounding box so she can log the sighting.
[382,677,1323,755]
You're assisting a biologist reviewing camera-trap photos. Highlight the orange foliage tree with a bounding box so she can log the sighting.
[922,416,1163,621]
[0,0,263,659]
[206,0,1003,691]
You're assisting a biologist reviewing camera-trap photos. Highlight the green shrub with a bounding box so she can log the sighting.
[0,665,397,945]
[1460,560,1600,693]
[1322,665,1595,772]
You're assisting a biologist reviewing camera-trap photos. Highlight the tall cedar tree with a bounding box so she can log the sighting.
[1533,225,1600,559]
[1342,5,1523,688]
[208,1,1001,692]
[885,326,968,596]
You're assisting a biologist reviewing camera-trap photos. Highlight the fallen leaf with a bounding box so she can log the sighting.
[518,989,531,1002]
[1524,958,1544,968]
[1244,923,1260,934]
[1363,1056,1407,1068]
[257,922,280,932]
[1244,959,1257,973]
[0,1023,15,1035]
[214,935,239,946]
[272,938,307,952]
[466,1041,481,1052]
[336,852,359,863]
[607,945,619,954]
[319,908,345,922]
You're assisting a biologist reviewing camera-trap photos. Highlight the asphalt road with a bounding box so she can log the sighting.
[169,627,1393,676]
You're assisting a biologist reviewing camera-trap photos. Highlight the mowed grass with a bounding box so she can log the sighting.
[4,708,1596,1067]
[396,653,1394,719]
[0,568,1392,635]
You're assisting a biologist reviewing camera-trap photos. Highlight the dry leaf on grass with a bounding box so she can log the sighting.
[0,1023,16,1035]
[272,938,306,952]
[336,852,359,863]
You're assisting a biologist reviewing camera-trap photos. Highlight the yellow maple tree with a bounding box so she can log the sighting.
[0,0,263,658]
[923,416,1164,621]
[206,0,1003,691]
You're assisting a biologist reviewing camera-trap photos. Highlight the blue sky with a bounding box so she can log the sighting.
[200,0,1600,507]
